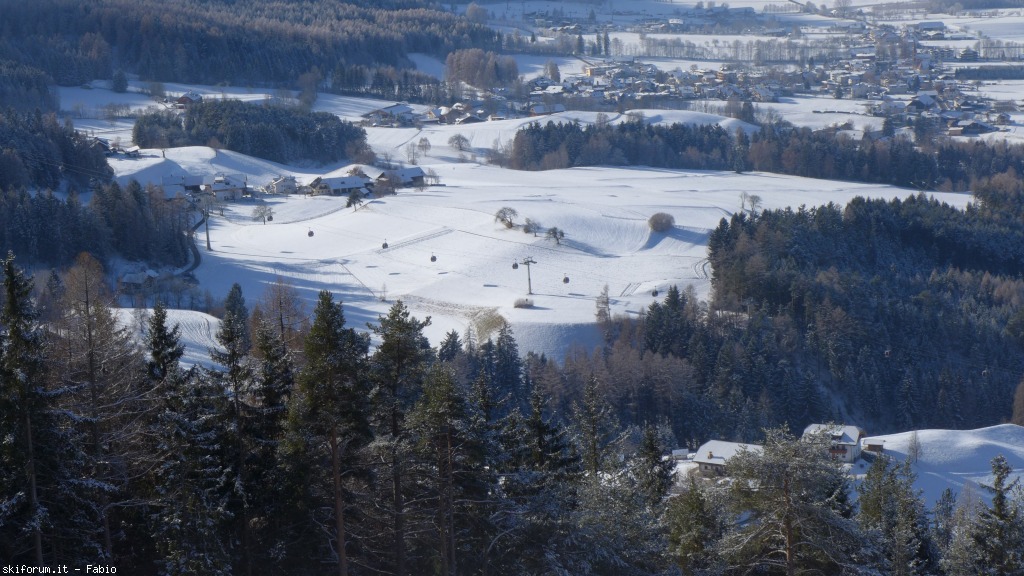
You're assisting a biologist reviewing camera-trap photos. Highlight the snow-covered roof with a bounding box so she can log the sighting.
[387,166,426,183]
[315,175,371,190]
[802,424,865,446]
[693,440,762,466]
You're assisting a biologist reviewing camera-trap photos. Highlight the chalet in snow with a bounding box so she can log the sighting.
[693,440,763,477]
[802,423,867,464]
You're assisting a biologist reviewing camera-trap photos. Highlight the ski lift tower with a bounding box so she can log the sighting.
[513,256,536,295]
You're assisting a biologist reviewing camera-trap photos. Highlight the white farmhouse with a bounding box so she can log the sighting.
[802,423,866,463]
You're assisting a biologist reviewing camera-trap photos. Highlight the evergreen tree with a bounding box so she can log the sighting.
[721,426,877,575]
[210,283,257,575]
[246,317,295,567]
[284,290,370,576]
[147,300,185,381]
[971,455,1024,575]
[0,253,64,564]
[493,323,525,409]
[668,476,728,576]
[367,300,432,576]
[495,387,582,574]
[437,329,463,363]
[150,367,233,576]
[630,424,675,509]
[857,456,935,576]
[571,375,618,475]
[408,362,492,576]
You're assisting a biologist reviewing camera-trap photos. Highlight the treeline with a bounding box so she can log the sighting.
[0,59,58,113]
[0,108,111,191]
[706,195,1024,432]
[133,100,371,165]
[0,0,499,89]
[506,117,1024,193]
[0,180,191,268]
[506,118,735,171]
[3,256,1022,574]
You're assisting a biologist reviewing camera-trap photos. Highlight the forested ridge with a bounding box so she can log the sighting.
[0,0,499,88]
[2,257,1023,574]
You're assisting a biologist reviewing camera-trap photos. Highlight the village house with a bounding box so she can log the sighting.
[265,175,298,195]
[802,423,866,463]
[383,166,426,188]
[362,103,416,126]
[204,173,247,202]
[307,174,372,196]
[693,440,763,477]
[175,90,203,108]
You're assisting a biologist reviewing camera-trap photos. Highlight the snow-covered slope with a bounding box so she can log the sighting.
[69,83,974,358]
[858,425,1024,507]
[115,308,223,370]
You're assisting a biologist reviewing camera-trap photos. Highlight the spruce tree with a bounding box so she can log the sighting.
[667,476,727,576]
[408,362,492,576]
[147,300,185,381]
[246,318,296,566]
[210,283,257,575]
[971,455,1024,575]
[0,253,57,564]
[285,290,370,576]
[2,253,100,564]
[150,367,233,575]
[571,375,618,475]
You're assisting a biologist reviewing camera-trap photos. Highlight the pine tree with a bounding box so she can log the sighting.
[367,300,432,576]
[284,290,370,576]
[437,329,463,363]
[630,424,675,509]
[494,323,525,409]
[721,426,877,575]
[408,362,492,576]
[858,457,934,576]
[571,375,618,475]
[495,387,582,574]
[246,318,295,565]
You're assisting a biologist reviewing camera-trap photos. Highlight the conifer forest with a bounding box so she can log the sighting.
[2,0,1024,574]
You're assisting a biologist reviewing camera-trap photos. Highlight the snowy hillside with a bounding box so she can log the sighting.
[858,425,1024,508]
[73,85,975,358]
[110,147,971,358]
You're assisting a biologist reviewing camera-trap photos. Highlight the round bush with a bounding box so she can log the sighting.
[648,212,675,232]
